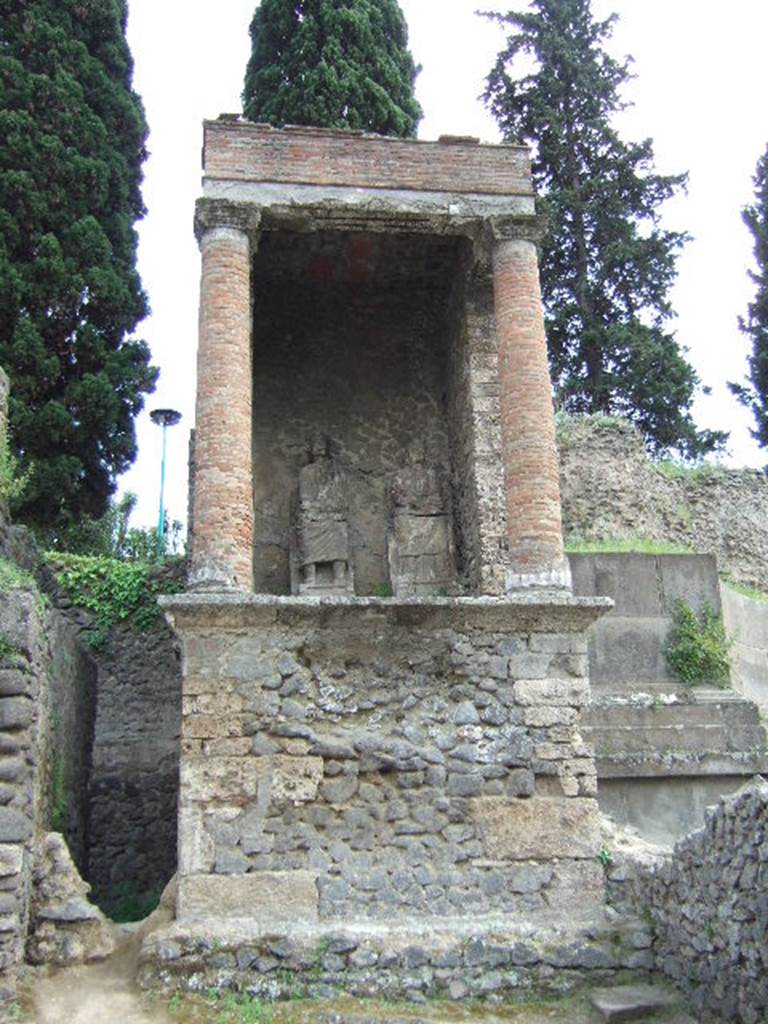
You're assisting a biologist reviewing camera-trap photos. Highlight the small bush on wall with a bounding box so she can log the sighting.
[664,599,731,687]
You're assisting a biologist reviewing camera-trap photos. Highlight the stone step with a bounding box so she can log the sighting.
[582,693,767,766]
[590,983,679,1022]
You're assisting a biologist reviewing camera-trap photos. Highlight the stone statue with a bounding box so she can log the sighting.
[387,439,455,597]
[291,433,354,596]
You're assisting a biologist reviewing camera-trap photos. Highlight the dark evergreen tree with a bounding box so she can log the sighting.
[483,0,725,457]
[730,145,768,449]
[0,0,157,532]
[242,0,422,138]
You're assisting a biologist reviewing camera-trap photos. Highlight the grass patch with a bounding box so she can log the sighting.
[161,991,600,1024]
[565,536,691,555]
[721,579,768,604]
[654,459,726,483]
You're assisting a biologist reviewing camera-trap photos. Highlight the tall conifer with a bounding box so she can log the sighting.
[730,145,768,449]
[484,0,724,457]
[0,0,156,532]
[242,0,422,138]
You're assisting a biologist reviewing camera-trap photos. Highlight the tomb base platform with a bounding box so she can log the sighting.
[138,910,654,999]
[157,594,614,998]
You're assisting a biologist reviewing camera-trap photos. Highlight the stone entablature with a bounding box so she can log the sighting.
[190,121,569,595]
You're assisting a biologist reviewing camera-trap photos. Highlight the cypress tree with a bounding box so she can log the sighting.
[0,0,157,533]
[242,0,422,138]
[730,145,768,449]
[483,0,725,457]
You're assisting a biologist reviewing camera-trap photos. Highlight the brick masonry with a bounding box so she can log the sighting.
[494,237,567,588]
[203,120,533,197]
[190,223,256,590]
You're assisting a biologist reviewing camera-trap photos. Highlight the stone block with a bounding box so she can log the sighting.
[0,845,22,877]
[0,808,31,842]
[178,805,215,874]
[182,756,264,803]
[513,678,590,707]
[470,796,601,859]
[0,697,34,730]
[177,871,319,926]
[182,754,322,808]
[0,671,28,697]
[270,755,323,804]
[590,983,678,1022]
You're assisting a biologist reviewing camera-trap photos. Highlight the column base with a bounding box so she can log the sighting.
[187,561,252,593]
[506,559,572,594]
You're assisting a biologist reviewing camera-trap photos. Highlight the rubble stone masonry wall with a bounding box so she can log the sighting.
[0,578,95,1001]
[137,594,642,998]
[559,416,768,591]
[642,780,768,1024]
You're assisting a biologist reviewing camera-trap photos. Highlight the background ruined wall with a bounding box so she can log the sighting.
[44,560,183,914]
[558,416,768,591]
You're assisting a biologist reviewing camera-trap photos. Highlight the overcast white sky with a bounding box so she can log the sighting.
[122,0,768,532]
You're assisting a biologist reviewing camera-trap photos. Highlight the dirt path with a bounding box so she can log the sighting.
[24,930,172,1024]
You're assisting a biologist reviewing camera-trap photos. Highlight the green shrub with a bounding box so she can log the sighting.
[664,599,732,687]
[47,553,183,648]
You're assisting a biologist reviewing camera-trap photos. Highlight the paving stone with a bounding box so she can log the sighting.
[590,984,679,1022]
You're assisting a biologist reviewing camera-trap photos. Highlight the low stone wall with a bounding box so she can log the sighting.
[642,779,768,1024]
[559,416,768,591]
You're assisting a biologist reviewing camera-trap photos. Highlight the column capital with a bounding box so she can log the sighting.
[194,198,262,248]
[488,214,547,247]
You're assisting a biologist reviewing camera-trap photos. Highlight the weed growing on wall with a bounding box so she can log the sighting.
[0,422,28,505]
[664,599,732,687]
[48,554,183,649]
[0,557,35,592]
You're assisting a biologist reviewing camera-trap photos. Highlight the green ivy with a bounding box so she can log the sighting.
[47,553,182,649]
[664,599,732,687]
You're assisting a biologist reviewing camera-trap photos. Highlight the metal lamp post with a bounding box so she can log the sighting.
[150,408,181,559]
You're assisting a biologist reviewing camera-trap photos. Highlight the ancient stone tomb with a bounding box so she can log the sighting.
[148,122,623,996]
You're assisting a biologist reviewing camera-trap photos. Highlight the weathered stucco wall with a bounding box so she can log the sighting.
[722,585,768,711]
[559,416,768,591]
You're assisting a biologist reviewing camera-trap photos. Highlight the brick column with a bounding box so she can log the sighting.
[189,199,261,591]
[491,217,571,592]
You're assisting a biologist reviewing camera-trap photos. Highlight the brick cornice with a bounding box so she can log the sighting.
[194,198,262,246]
